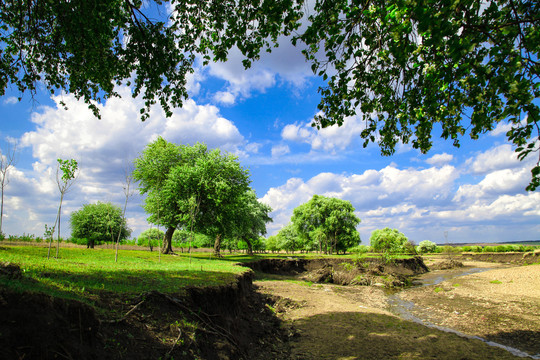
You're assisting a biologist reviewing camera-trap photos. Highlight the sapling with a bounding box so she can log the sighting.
[47,158,78,259]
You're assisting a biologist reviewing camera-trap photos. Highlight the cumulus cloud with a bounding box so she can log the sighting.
[271,144,290,158]
[465,145,523,175]
[260,160,539,243]
[281,114,365,152]
[426,153,453,166]
[207,35,313,104]
[8,86,246,237]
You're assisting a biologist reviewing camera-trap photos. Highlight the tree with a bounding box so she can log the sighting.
[71,201,131,249]
[3,1,538,189]
[48,158,78,259]
[297,0,540,190]
[0,0,302,121]
[291,195,361,254]
[417,240,438,254]
[370,227,409,255]
[0,140,17,236]
[232,190,273,256]
[133,138,251,256]
[115,163,135,262]
[137,228,164,252]
[276,223,299,254]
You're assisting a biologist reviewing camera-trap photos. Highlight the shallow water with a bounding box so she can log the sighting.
[385,266,540,359]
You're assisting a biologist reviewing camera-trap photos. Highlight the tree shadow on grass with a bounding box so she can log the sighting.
[288,311,526,360]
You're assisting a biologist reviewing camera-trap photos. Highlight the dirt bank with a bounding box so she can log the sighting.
[0,266,286,360]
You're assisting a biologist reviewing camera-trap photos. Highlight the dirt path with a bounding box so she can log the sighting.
[255,264,535,360]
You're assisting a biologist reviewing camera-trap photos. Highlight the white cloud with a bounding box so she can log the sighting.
[3,96,18,105]
[271,144,290,158]
[260,161,539,243]
[207,34,313,103]
[281,114,366,152]
[6,86,246,238]
[426,153,453,166]
[466,144,523,174]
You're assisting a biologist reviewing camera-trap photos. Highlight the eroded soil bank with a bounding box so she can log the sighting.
[0,267,286,360]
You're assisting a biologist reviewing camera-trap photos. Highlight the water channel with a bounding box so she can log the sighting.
[385,266,540,359]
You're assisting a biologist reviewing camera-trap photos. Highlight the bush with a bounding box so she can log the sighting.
[348,245,370,254]
[416,240,437,254]
[483,246,495,252]
[370,227,408,254]
[137,229,164,251]
[71,201,131,249]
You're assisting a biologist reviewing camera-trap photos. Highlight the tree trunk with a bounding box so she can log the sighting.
[245,237,253,256]
[162,226,175,254]
[213,234,222,257]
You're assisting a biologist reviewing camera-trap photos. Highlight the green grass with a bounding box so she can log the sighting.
[489,280,502,284]
[0,246,247,304]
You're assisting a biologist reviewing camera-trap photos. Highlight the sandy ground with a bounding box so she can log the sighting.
[399,262,540,357]
[255,261,539,359]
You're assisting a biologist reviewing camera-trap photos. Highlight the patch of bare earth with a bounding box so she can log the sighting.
[255,278,523,359]
[399,262,540,357]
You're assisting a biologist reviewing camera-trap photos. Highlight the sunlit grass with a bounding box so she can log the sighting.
[0,246,247,304]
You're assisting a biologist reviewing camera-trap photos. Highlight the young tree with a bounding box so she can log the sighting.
[137,228,164,252]
[115,164,135,262]
[370,227,409,255]
[71,202,131,249]
[48,158,78,259]
[417,240,438,254]
[0,140,17,236]
[133,138,251,256]
[297,0,540,190]
[292,195,361,254]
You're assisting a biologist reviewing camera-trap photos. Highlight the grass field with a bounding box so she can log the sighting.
[0,246,252,307]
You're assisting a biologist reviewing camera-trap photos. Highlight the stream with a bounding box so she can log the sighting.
[385,266,540,359]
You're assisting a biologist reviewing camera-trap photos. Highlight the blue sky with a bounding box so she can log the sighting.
[1,32,539,245]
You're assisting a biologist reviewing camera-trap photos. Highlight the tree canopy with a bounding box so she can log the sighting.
[2,0,538,188]
[297,0,539,190]
[133,137,251,255]
[0,0,301,120]
[369,227,409,254]
[70,201,131,249]
[291,195,361,254]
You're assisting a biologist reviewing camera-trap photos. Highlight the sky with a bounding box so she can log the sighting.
[1,22,539,245]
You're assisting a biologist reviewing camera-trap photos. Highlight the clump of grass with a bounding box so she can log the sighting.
[452,283,461,287]
[490,280,502,284]
[434,287,443,293]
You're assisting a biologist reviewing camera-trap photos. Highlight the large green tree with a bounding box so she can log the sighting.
[70,201,131,249]
[297,0,539,190]
[133,138,251,255]
[291,195,361,254]
[232,190,273,256]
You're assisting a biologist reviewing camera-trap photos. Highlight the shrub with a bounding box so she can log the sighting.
[416,240,437,254]
[348,245,370,254]
[370,227,408,254]
[483,246,495,253]
[137,229,164,251]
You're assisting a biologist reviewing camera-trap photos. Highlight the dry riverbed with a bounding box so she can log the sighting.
[398,260,540,357]
[255,259,539,359]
